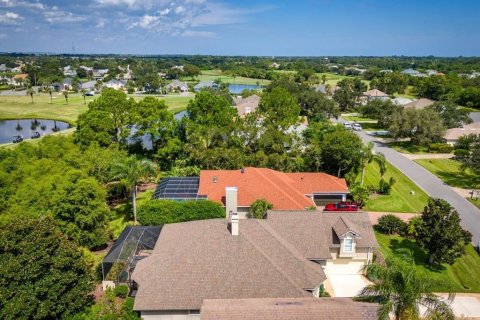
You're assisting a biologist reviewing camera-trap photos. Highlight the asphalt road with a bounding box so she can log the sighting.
[340,118,480,245]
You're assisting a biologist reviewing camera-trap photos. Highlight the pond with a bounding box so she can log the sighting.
[0,119,71,144]
[228,84,263,94]
[174,110,188,120]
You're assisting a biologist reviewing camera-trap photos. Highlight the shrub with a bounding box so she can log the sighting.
[453,149,470,161]
[138,200,224,225]
[377,178,392,195]
[247,199,273,219]
[114,285,129,298]
[377,214,407,235]
[428,143,453,153]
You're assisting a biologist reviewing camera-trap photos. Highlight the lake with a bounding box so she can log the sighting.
[229,84,263,94]
[0,119,71,144]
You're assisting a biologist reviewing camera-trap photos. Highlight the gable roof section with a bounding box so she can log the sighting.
[132,218,327,311]
[200,298,379,320]
[444,122,480,141]
[198,168,348,210]
[403,98,435,109]
[363,89,388,97]
[332,217,361,239]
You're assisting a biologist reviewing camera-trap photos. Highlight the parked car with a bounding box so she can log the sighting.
[31,131,41,139]
[12,135,23,143]
[324,201,359,212]
[86,91,95,96]
[353,123,362,131]
[343,122,352,130]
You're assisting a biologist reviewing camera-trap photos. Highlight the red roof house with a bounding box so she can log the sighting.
[198,167,348,216]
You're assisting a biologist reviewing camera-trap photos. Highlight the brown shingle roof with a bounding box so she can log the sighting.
[403,98,435,109]
[198,168,348,210]
[265,211,378,259]
[200,298,379,320]
[132,218,326,311]
[132,212,378,311]
[363,89,388,97]
[444,122,480,141]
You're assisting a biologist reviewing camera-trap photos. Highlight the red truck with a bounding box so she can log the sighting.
[324,201,359,212]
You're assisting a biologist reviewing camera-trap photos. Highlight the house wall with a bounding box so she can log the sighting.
[140,310,200,320]
[329,247,370,260]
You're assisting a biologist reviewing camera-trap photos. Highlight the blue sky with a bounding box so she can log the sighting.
[0,0,479,56]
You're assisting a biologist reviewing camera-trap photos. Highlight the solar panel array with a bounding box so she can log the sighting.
[152,177,207,201]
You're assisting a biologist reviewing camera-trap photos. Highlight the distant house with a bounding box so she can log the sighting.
[62,78,73,91]
[443,122,480,146]
[63,66,77,77]
[363,89,389,101]
[104,79,126,90]
[92,69,109,81]
[194,81,219,92]
[166,79,189,92]
[234,94,260,117]
[0,64,7,72]
[392,97,414,106]
[403,98,435,109]
[131,209,378,318]
[12,73,28,85]
[401,68,427,77]
[81,80,96,91]
[270,62,281,68]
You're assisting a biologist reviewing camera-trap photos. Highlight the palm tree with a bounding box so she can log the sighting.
[80,89,87,104]
[26,88,35,103]
[111,156,158,225]
[359,141,386,185]
[358,262,454,320]
[47,86,53,104]
[62,90,69,104]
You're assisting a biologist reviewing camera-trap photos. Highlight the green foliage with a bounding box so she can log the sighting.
[72,291,140,320]
[247,199,273,219]
[358,260,455,320]
[376,214,407,235]
[0,217,93,320]
[106,262,126,281]
[428,143,453,153]
[138,200,224,225]
[114,285,129,298]
[377,178,392,195]
[428,101,472,128]
[416,198,472,265]
[259,87,300,129]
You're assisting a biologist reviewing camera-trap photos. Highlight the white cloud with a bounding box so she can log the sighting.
[43,10,86,23]
[181,30,216,38]
[0,11,23,24]
[0,0,45,10]
[159,8,170,15]
[174,6,186,14]
[133,14,160,29]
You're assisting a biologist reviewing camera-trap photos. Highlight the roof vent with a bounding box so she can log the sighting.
[212,176,217,183]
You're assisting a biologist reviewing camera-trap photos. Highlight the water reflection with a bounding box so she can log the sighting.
[0,119,71,144]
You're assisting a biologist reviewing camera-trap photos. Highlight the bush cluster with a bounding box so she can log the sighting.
[376,214,408,235]
[428,143,454,153]
[137,200,225,225]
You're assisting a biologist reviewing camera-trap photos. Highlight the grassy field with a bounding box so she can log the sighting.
[0,92,192,124]
[376,232,480,292]
[387,141,430,154]
[184,69,271,86]
[360,160,429,213]
[468,198,480,208]
[342,114,378,122]
[414,159,479,189]
[315,72,370,87]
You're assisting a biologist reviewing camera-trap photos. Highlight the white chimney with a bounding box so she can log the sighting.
[230,212,239,236]
[225,187,238,219]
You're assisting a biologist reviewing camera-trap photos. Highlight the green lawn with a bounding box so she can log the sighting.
[360,161,429,212]
[414,159,479,189]
[315,72,370,87]
[342,113,378,122]
[107,189,153,239]
[468,198,480,208]
[0,92,191,124]
[376,232,480,292]
[183,69,270,86]
[387,141,430,154]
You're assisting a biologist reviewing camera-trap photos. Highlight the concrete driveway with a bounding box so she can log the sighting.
[327,274,371,297]
[421,294,480,318]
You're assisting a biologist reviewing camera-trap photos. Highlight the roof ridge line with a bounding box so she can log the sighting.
[242,220,312,295]
[255,168,312,209]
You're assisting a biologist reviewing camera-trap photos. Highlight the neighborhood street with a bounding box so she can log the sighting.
[351,125,480,245]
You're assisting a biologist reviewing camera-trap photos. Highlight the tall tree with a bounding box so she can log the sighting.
[359,141,386,185]
[428,101,472,128]
[80,88,87,105]
[416,198,472,264]
[259,87,300,129]
[111,156,157,224]
[358,261,454,320]
[26,87,35,103]
[63,90,69,104]
[0,217,93,320]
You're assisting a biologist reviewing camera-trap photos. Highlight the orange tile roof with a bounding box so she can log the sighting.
[198,168,348,210]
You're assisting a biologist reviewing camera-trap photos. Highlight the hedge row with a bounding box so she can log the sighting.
[137,200,225,225]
